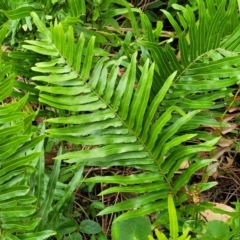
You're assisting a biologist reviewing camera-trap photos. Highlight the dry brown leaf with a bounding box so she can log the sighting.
[212,171,219,180]
[217,137,234,147]
[223,113,240,122]
[227,107,240,113]
[211,147,229,160]
[179,160,189,169]
[198,151,209,159]
[176,50,181,61]
[215,112,240,123]
[221,124,238,134]
[225,156,234,167]
[201,202,235,223]
[207,128,221,136]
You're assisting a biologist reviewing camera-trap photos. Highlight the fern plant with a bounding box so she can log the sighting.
[20,7,217,223]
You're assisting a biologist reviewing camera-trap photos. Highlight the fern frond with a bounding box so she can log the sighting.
[138,0,240,106]
[0,64,56,239]
[23,11,218,221]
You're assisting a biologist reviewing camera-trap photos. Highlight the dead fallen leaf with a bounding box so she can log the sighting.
[176,50,181,61]
[212,171,219,180]
[223,113,240,122]
[211,147,229,160]
[221,124,238,134]
[179,160,189,169]
[227,107,240,113]
[217,137,234,147]
[201,202,235,223]
[225,156,234,167]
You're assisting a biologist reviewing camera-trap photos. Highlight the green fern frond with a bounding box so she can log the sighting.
[0,64,56,239]
[21,10,220,222]
[138,0,240,105]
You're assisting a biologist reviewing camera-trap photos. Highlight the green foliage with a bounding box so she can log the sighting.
[1,0,240,239]
[199,220,230,240]
[79,220,102,235]
[112,216,152,240]
[148,194,191,240]
[0,65,55,238]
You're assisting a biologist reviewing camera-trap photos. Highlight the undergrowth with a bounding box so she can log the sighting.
[0,0,240,239]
